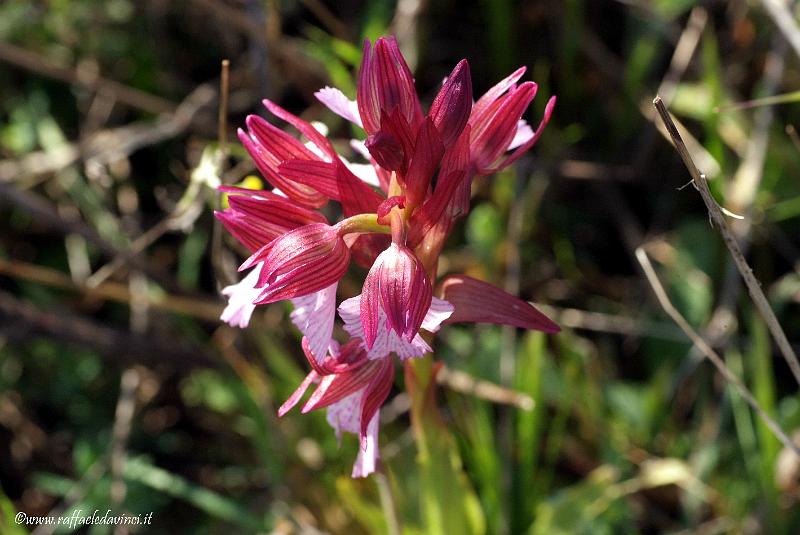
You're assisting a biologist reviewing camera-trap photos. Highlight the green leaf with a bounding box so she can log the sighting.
[529,466,634,535]
[407,359,485,535]
[0,488,28,535]
[124,456,269,531]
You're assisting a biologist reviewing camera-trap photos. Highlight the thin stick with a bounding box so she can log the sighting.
[0,289,220,369]
[653,96,800,387]
[213,59,235,289]
[110,367,139,506]
[218,60,230,153]
[786,125,800,153]
[0,258,223,322]
[436,365,534,411]
[0,41,174,114]
[635,247,800,457]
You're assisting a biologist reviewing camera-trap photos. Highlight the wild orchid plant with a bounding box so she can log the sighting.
[216,36,559,477]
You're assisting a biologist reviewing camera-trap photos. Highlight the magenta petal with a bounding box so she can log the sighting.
[361,244,432,344]
[439,274,560,333]
[485,95,556,174]
[360,261,381,349]
[429,59,473,148]
[471,66,526,121]
[407,125,473,250]
[366,109,415,173]
[376,196,406,225]
[239,241,274,272]
[365,131,404,171]
[278,370,319,417]
[302,337,368,376]
[357,37,422,137]
[254,223,351,304]
[356,39,379,133]
[215,210,268,253]
[359,356,394,440]
[404,118,444,206]
[239,119,327,208]
[278,159,383,216]
[216,188,328,252]
[340,294,437,360]
[302,358,384,413]
[261,99,336,159]
[469,82,538,173]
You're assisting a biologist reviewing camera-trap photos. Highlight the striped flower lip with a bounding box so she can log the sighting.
[216,35,558,477]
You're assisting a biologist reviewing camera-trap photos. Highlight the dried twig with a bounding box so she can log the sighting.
[110,368,140,506]
[653,95,800,387]
[533,303,685,341]
[0,40,174,114]
[436,365,535,411]
[635,248,799,457]
[0,84,216,184]
[392,0,428,71]
[675,37,787,398]
[218,60,231,154]
[0,183,176,289]
[0,289,220,368]
[0,258,223,322]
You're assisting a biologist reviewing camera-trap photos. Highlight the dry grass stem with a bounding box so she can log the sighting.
[636,247,799,457]
[437,365,535,411]
[653,95,800,388]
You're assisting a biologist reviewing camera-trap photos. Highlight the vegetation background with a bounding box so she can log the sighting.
[1,0,800,533]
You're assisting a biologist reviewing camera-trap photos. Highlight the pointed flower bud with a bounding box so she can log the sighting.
[428,59,473,148]
[357,37,423,136]
[360,243,432,349]
[242,223,351,304]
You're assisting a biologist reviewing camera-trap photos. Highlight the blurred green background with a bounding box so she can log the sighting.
[1,0,800,533]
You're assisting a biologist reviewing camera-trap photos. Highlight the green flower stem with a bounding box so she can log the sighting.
[335,213,391,235]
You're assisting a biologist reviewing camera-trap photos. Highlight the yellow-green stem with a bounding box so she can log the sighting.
[336,213,391,235]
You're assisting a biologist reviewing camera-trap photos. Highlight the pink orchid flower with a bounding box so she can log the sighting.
[216,35,558,477]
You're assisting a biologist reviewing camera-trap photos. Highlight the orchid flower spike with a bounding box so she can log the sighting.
[216,35,557,477]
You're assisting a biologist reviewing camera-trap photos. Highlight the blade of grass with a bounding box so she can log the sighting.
[124,456,270,531]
